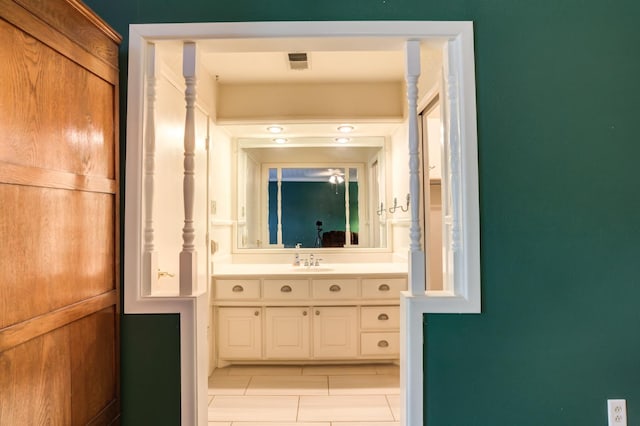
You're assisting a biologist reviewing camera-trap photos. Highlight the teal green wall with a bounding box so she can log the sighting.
[120,314,181,424]
[87,0,640,424]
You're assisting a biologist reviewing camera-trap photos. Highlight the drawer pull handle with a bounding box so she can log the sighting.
[378,340,389,348]
[378,284,390,291]
[254,311,260,316]
[232,285,244,292]
[378,313,389,321]
[329,284,341,292]
[303,310,308,316]
[280,285,292,293]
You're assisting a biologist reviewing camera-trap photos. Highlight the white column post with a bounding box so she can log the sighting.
[142,42,158,296]
[406,40,426,295]
[444,40,463,293]
[180,42,198,296]
[401,39,426,426]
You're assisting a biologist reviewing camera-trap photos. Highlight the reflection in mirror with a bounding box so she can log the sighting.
[236,140,387,250]
[267,167,360,248]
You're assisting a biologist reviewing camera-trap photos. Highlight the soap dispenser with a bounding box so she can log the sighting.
[293,242,302,266]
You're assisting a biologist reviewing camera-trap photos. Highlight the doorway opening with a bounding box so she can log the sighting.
[124,21,480,426]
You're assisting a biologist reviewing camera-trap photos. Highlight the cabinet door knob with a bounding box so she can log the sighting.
[280,285,292,293]
[254,310,260,316]
[329,284,341,292]
[232,285,244,292]
[315,310,320,316]
[378,284,390,291]
[378,340,389,348]
[378,313,389,321]
[302,310,308,316]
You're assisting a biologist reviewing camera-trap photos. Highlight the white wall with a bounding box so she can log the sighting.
[418,43,443,104]
[217,82,403,121]
[209,124,233,263]
[152,76,184,289]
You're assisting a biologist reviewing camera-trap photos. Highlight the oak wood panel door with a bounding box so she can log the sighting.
[0,0,121,424]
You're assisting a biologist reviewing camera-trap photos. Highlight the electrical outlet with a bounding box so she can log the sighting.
[608,399,627,426]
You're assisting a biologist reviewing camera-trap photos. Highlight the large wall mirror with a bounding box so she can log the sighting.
[235,136,388,250]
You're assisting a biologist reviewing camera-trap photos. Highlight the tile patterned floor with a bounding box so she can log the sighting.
[208,364,400,425]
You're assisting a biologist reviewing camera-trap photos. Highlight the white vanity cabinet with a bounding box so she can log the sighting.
[211,269,406,365]
[214,279,261,299]
[360,306,401,357]
[265,307,311,359]
[217,307,262,359]
[263,279,309,299]
[312,279,359,299]
[312,306,359,358]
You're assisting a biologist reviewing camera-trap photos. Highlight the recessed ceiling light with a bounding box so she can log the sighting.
[273,138,287,144]
[335,137,350,144]
[267,125,283,133]
[337,125,354,133]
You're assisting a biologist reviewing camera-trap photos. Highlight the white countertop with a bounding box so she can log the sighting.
[212,262,408,277]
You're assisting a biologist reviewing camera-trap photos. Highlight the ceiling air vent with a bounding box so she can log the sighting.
[287,52,309,70]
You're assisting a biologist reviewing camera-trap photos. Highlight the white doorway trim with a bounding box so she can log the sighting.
[124,20,480,426]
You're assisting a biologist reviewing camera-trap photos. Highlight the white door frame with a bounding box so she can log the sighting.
[124,21,480,426]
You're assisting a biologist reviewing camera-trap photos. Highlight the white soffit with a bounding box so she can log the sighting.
[155,37,444,84]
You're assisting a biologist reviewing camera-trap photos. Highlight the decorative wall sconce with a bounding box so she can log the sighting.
[377,193,410,215]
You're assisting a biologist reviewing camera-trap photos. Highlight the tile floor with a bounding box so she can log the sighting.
[208,364,400,426]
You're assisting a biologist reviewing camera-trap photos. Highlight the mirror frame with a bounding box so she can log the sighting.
[232,138,393,253]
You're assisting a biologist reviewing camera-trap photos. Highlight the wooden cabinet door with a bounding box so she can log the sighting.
[217,307,262,359]
[312,307,358,358]
[265,307,310,359]
[0,0,121,424]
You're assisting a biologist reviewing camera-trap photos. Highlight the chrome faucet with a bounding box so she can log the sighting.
[307,254,322,267]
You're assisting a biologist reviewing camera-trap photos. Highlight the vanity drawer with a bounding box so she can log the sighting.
[360,332,399,356]
[312,279,358,299]
[361,278,407,299]
[361,306,400,330]
[263,279,310,299]
[214,279,260,299]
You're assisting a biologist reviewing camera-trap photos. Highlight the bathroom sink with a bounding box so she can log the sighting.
[289,266,334,273]
[308,267,334,272]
